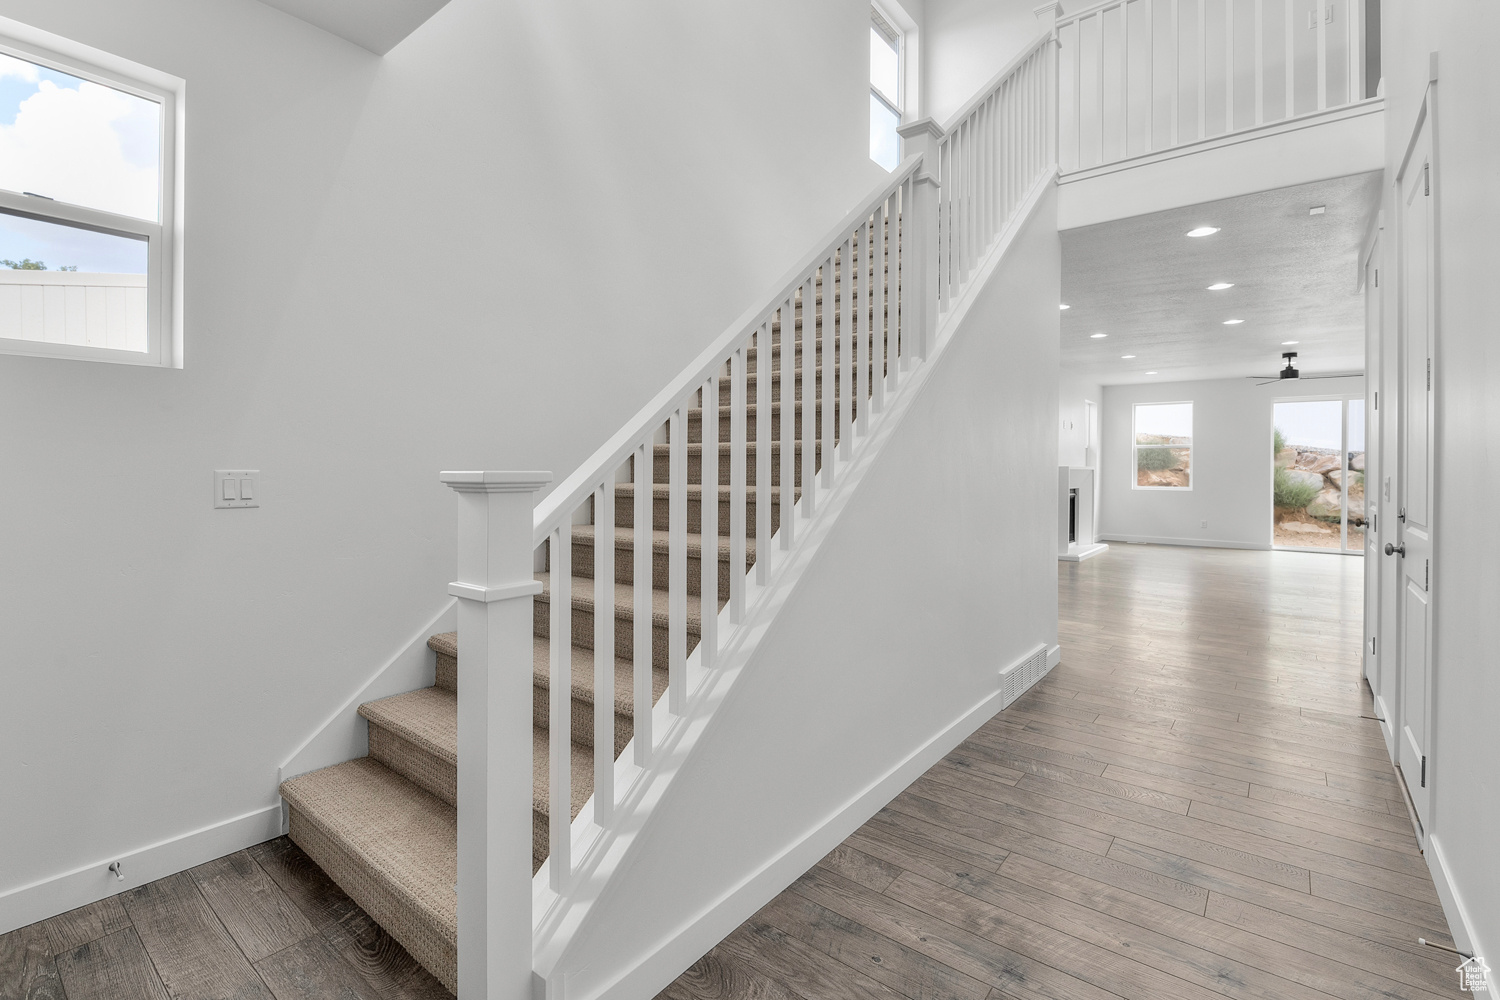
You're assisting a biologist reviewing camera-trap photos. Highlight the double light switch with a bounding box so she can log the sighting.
[215,470,260,509]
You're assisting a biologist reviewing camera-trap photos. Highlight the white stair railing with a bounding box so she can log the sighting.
[444,27,1057,1000]
[1058,0,1371,172]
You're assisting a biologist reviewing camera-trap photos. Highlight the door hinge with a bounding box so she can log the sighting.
[1427,357,1432,391]
[1399,506,1406,522]
[1374,268,1379,287]
[1424,164,1430,196]
[1425,559,1430,590]
[1374,390,1378,410]
[1420,755,1427,787]
[1370,636,1376,655]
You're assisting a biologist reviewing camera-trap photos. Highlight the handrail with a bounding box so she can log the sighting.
[531,152,925,547]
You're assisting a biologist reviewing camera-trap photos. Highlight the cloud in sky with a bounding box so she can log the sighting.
[0,55,160,222]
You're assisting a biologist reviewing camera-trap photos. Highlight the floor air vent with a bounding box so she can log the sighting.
[999,645,1051,709]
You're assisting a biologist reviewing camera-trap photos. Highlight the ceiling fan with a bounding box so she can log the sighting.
[1247,352,1362,386]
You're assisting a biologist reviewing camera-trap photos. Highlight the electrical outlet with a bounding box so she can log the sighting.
[214,470,260,509]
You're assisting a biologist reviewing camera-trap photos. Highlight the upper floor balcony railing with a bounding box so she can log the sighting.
[1057,0,1378,173]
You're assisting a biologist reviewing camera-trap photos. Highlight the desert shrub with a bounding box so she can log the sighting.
[1137,446,1174,471]
[1273,427,1286,454]
[1274,467,1320,508]
[1355,472,1365,488]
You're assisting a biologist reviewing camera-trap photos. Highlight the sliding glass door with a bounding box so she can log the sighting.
[1272,397,1366,554]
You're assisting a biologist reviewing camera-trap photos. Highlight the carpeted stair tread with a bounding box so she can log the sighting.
[280,758,456,987]
[535,571,701,632]
[360,687,457,767]
[530,634,667,740]
[570,525,756,564]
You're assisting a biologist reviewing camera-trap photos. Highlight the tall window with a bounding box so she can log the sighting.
[1272,397,1366,553]
[869,8,901,171]
[0,37,180,366]
[1134,402,1193,489]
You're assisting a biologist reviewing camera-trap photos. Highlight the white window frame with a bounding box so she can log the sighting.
[1132,400,1194,491]
[0,20,184,368]
[870,4,903,167]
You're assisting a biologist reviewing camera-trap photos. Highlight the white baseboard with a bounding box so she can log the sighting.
[279,599,455,786]
[1099,533,1269,551]
[1426,833,1498,999]
[580,669,1023,1000]
[1047,644,1061,669]
[0,803,283,935]
[1059,542,1108,562]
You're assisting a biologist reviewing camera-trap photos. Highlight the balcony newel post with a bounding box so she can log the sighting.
[441,470,552,1000]
[896,119,945,359]
[1034,2,1062,167]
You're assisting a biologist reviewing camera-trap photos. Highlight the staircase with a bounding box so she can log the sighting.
[277,263,865,993]
[274,27,1053,996]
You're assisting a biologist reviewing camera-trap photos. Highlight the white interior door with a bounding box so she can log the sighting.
[1363,237,1386,700]
[1393,113,1435,829]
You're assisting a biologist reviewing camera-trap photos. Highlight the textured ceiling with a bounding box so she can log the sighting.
[1060,172,1382,386]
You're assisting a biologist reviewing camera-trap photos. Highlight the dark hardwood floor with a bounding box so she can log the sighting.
[0,837,452,1000]
[1,544,1460,1000]
[656,544,1461,1000]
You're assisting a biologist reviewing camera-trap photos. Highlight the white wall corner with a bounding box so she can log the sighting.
[278,599,455,785]
[1047,644,1062,669]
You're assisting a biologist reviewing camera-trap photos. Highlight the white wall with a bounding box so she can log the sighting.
[1378,0,1500,973]
[1099,375,1364,549]
[1058,371,1101,468]
[554,185,1061,999]
[0,0,894,913]
[923,0,1046,123]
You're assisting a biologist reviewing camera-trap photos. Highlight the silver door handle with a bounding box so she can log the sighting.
[1384,542,1405,557]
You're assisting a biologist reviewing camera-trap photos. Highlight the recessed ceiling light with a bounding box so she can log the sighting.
[1282,340,1299,345]
[1223,319,1244,325]
[1060,303,1070,310]
[1090,332,1108,339]
[1207,282,1234,290]
[1187,226,1220,238]
[1121,355,1136,359]
[1145,371,1159,375]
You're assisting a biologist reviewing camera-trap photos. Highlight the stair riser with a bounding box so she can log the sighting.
[654,443,822,487]
[533,594,701,671]
[612,486,788,537]
[368,723,456,808]
[686,404,851,444]
[570,540,752,603]
[434,651,456,692]
[288,809,458,993]
[718,367,887,406]
[532,686,632,758]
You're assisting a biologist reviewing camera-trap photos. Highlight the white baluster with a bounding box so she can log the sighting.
[779,297,795,549]
[1254,0,1264,125]
[1315,0,1327,110]
[873,204,887,414]
[1197,0,1207,141]
[593,479,614,824]
[668,406,687,712]
[730,347,747,621]
[1284,0,1293,120]
[632,442,652,766]
[699,379,718,666]
[755,323,771,583]
[800,277,817,517]
[821,255,837,488]
[548,523,571,892]
[1171,0,1180,145]
[1225,0,1234,134]
[839,238,853,459]
[443,470,549,1000]
[854,224,867,436]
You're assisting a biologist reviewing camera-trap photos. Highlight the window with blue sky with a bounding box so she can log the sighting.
[0,51,159,274]
[869,11,900,171]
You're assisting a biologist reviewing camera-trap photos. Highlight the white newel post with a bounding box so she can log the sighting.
[896,119,945,359]
[1034,2,1062,165]
[442,470,552,1000]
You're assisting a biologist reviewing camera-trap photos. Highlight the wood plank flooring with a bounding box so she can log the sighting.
[0,837,452,1000]
[657,544,1461,1000]
[0,544,1458,1000]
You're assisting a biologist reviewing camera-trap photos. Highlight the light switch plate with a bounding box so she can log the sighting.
[215,470,260,509]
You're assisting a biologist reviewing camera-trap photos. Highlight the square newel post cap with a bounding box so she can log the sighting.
[441,470,552,494]
[1033,2,1063,25]
[897,118,945,179]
